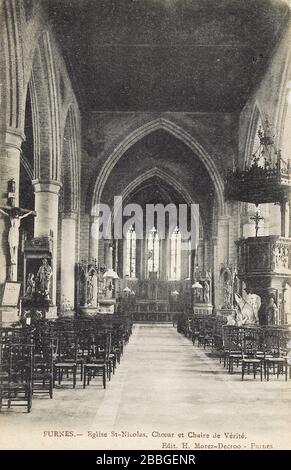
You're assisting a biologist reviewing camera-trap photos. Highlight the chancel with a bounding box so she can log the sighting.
[0,0,291,451]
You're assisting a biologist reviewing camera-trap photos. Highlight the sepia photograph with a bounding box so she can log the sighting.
[0,0,291,454]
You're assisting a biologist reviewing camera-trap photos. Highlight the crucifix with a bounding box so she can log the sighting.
[250,210,264,237]
[0,179,36,280]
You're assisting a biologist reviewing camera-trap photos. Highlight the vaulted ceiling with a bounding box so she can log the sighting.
[45,0,290,112]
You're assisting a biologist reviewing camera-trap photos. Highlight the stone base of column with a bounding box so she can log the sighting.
[59,309,75,318]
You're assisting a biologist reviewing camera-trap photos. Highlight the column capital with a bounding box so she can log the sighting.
[217,215,230,223]
[32,179,62,194]
[90,214,100,222]
[62,211,78,220]
[0,128,25,151]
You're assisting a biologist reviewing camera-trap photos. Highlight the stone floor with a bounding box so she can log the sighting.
[0,323,290,450]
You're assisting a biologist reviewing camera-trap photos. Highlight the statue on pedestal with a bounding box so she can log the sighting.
[35,258,52,300]
[265,296,278,325]
[223,279,232,308]
[203,281,210,304]
[87,272,94,305]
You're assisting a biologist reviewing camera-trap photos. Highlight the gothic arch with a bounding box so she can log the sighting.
[91,118,225,217]
[275,50,291,161]
[60,104,80,214]
[274,49,291,148]
[25,31,61,182]
[1,0,24,131]
[110,166,205,239]
[244,102,264,166]
[20,153,33,181]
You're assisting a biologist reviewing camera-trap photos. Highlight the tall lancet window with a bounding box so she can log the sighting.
[170,227,181,280]
[125,225,136,278]
[147,227,160,278]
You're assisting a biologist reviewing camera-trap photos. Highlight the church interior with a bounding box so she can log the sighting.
[1,0,291,450]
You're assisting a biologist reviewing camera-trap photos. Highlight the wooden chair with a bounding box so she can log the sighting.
[32,337,54,398]
[83,334,110,389]
[53,333,78,388]
[0,343,33,413]
[263,327,289,381]
[241,334,263,381]
[221,326,243,372]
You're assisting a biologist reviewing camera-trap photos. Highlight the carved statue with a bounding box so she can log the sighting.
[235,292,260,324]
[0,207,35,264]
[87,273,94,305]
[264,296,278,325]
[223,279,232,308]
[226,312,236,325]
[36,258,52,300]
[243,289,261,323]
[203,281,210,304]
[24,273,35,299]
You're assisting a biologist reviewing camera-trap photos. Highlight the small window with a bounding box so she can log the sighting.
[125,226,136,278]
[170,227,181,280]
[147,227,160,278]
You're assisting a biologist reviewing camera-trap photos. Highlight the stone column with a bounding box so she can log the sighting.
[181,244,189,280]
[144,235,148,279]
[104,240,113,299]
[0,130,23,283]
[89,215,99,261]
[160,238,167,280]
[136,238,142,279]
[61,212,77,309]
[280,200,289,237]
[215,216,230,307]
[217,216,229,265]
[212,237,218,307]
[104,240,113,269]
[33,180,61,305]
[268,204,281,236]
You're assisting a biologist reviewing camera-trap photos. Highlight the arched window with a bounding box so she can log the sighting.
[147,227,160,278]
[170,227,181,280]
[125,226,136,278]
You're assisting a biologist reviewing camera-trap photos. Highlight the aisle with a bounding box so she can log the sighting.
[1,323,291,449]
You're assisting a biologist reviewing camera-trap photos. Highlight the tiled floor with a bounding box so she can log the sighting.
[0,323,290,449]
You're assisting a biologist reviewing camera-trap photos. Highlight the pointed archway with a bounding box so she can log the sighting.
[91,118,225,217]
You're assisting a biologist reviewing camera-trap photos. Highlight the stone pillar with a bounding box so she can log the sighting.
[160,238,167,280]
[144,236,148,279]
[104,240,113,299]
[104,240,113,269]
[136,238,142,279]
[181,244,189,280]
[61,212,77,309]
[89,215,99,261]
[217,216,229,265]
[212,236,219,308]
[280,200,289,237]
[0,130,23,283]
[33,180,61,305]
[268,204,281,236]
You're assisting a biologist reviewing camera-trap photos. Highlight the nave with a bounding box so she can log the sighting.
[1,324,290,450]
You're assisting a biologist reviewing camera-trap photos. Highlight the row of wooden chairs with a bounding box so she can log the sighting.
[0,316,133,413]
[221,325,290,381]
[177,313,291,382]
